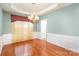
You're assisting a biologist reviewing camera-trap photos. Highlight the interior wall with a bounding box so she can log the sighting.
[33,32,79,52]
[2,11,12,34]
[0,8,3,35]
[33,3,79,52]
[37,3,79,36]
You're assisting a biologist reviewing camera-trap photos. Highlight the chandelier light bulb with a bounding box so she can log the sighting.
[28,15,39,23]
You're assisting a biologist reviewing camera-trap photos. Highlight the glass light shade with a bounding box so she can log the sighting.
[28,15,39,22]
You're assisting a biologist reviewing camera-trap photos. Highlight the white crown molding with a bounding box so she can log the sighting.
[10,4,31,16]
[10,3,58,16]
[1,3,72,16]
[36,4,58,16]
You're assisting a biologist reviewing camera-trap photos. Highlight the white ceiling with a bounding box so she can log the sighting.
[13,3,53,13]
[0,3,72,16]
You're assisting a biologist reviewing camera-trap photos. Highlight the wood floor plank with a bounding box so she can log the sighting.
[1,38,79,56]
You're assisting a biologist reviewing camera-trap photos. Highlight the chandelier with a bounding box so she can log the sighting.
[28,15,39,23]
[28,3,39,23]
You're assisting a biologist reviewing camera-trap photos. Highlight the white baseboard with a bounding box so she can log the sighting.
[0,34,12,53]
[33,32,79,53]
[0,32,79,53]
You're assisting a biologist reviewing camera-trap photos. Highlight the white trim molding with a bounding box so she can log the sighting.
[33,32,79,53]
[0,32,79,53]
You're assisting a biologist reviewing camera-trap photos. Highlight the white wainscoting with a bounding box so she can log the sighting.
[0,32,79,53]
[33,32,79,53]
[1,34,12,45]
[0,34,12,54]
[0,36,3,54]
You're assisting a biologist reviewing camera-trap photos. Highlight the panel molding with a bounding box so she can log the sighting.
[33,32,79,53]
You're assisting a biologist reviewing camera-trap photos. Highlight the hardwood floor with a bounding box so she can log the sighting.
[1,38,79,56]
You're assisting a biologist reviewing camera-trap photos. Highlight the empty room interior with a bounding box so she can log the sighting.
[0,3,79,56]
